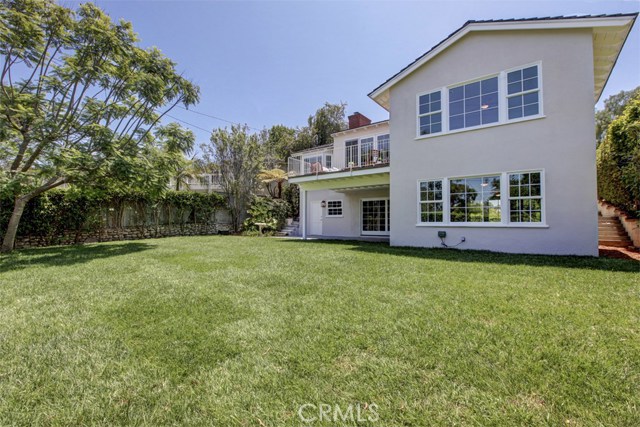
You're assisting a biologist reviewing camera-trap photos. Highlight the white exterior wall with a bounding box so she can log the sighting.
[302,188,390,238]
[388,29,598,255]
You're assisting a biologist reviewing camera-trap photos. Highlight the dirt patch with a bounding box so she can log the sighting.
[599,245,640,261]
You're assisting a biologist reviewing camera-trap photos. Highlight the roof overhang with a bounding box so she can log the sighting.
[368,14,638,109]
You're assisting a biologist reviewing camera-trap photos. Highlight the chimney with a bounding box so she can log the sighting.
[348,112,372,130]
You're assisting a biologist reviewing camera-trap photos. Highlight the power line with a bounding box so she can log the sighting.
[165,114,214,135]
[177,105,263,132]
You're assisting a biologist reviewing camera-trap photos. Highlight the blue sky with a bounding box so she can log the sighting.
[79,0,639,145]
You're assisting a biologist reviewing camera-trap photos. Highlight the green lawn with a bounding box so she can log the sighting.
[0,236,638,426]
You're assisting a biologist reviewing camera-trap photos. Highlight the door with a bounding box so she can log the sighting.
[308,200,323,235]
[361,199,390,235]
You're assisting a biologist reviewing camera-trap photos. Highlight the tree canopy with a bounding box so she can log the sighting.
[0,0,199,251]
[595,87,640,146]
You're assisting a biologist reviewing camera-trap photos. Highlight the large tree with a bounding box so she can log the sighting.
[292,102,347,153]
[595,87,640,146]
[0,0,198,251]
[201,125,262,232]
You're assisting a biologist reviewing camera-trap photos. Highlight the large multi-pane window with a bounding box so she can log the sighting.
[509,171,542,222]
[418,91,442,135]
[449,175,501,223]
[419,180,443,223]
[417,63,542,137]
[449,76,499,131]
[417,171,544,225]
[507,65,540,120]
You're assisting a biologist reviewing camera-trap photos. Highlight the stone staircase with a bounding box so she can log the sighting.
[598,215,633,248]
[276,220,300,237]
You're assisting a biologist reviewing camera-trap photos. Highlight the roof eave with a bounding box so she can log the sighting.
[368,14,638,110]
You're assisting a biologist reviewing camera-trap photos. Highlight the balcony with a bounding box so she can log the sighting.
[287,144,390,178]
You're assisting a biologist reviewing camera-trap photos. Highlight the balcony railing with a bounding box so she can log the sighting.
[288,145,390,177]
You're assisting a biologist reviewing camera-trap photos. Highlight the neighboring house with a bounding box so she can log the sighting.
[168,173,224,193]
[288,14,637,256]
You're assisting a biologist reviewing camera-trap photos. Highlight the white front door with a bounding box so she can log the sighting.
[308,200,323,235]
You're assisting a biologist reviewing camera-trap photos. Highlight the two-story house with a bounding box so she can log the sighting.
[288,14,637,256]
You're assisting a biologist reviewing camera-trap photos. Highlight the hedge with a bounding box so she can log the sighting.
[0,188,226,239]
[597,96,640,217]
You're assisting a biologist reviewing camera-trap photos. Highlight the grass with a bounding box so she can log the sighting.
[0,236,638,426]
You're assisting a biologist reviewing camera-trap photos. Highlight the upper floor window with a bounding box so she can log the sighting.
[416,62,542,138]
[507,65,540,120]
[418,90,442,135]
[345,139,358,166]
[449,76,499,131]
[377,134,390,162]
[360,137,374,166]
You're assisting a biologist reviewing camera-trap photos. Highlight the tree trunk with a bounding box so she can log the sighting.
[1,196,29,252]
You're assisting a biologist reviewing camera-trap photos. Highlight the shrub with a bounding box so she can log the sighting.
[597,96,640,217]
[283,183,300,219]
[243,196,291,233]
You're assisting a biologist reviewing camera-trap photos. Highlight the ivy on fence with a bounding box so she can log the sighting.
[0,189,226,240]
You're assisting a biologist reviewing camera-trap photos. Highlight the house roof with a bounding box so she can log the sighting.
[331,119,389,137]
[368,13,638,110]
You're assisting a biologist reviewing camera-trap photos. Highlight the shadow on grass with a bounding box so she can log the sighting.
[0,242,155,273]
[281,239,640,273]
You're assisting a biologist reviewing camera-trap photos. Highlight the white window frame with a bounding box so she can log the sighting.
[415,61,544,140]
[361,198,390,236]
[507,170,546,224]
[416,169,546,228]
[417,179,445,224]
[505,62,543,122]
[416,89,443,137]
[326,200,343,218]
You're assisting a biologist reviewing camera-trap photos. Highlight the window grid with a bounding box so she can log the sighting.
[418,91,442,135]
[449,175,501,223]
[507,65,540,120]
[419,180,443,223]
[326,200,343,217]
[377,134,390,162]
[449,76,499,131]
[362,200,389,233]
[508,172,542,222]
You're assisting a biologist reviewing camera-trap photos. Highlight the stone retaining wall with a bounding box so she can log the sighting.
[14,223,231,249]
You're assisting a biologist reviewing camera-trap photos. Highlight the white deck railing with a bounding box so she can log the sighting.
[287,145,390,177]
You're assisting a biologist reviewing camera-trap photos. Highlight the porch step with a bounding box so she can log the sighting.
[277,221,300,237]
[598,215,632,248]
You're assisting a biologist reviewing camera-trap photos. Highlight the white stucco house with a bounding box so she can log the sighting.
[288,14,638,256]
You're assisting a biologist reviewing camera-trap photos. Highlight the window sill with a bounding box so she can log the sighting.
[415,222,549,229]
[414,114,546,141]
